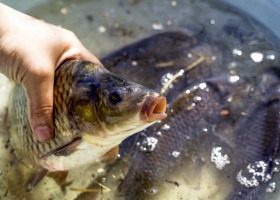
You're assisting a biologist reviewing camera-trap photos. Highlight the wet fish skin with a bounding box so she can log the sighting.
[113,33,280,199]
[117,68,280,200]
[8,60,166,172]
[73,30,280,200]
[119,80,228,200]
[226,69,280,200]
[102,30,217,92]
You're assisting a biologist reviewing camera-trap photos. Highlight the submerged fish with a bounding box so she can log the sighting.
[8,60,167,188]
[81,30,280,200]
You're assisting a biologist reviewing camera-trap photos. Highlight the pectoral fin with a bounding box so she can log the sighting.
[48,171,69,186]
[101,146,119,164]
[26,169,49,191]
[39,137,82,160]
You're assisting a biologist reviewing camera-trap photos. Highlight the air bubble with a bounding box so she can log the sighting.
[211,147,230,170]
[228,75,240,83]
[232,49,242,56]
[202,128,208,132]
[131,61,138,66]
[274,159,280,166]
[266,54,275,60]
[250,52,264,63]
[199,83,207,90]
[193,96,202,102]
[266,182,276,193]
[210,19,216,25]
[156,131,162,136]
[236,161,268,187]
[161,73,174,85]
[172,151,180,158]
[265,174,272,182]
[139,137,158,152]
[161,124,170,130]
[149,187,158,195]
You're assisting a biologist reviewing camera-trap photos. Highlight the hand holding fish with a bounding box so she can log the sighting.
[0,3,100,141]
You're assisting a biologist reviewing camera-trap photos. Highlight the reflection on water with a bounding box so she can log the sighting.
[1,0,280,199]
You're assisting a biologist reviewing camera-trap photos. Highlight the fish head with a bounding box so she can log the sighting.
[63,60,167,145]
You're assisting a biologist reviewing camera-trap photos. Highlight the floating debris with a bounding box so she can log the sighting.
[220,109,230,116]
[60,7,69,15]
[70,180,111,193]
[160,56,205,94]
[165,179,180,187]
[156,61,174,68]
[85,15,94,23]
[171,1,177,7]
[152,22,164,30]
[97,168,105,174]
[98,26,107,33]
[131,61,138,66]
[211,147,230,170]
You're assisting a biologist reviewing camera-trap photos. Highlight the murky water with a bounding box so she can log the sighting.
[1,0,280,199]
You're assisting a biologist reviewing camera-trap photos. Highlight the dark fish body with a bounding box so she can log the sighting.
[119,80,229,200]
[226,70,280,200]
[94,30,280,200]
[8,60,167,172]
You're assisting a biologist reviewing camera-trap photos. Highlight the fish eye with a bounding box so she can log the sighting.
[109,89,123,105]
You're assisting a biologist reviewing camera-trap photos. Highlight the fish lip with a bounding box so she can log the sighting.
[140,95,167,122]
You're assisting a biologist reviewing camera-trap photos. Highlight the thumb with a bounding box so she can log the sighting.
[23,72,54,141]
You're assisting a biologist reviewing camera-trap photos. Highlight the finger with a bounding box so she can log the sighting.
[56,44,102,68]
[79,46,102,66]
[23,70,54,141]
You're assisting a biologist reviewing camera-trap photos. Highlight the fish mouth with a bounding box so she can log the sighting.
[140,95,167,122]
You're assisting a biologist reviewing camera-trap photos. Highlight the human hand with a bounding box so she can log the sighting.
[0,3,101,141]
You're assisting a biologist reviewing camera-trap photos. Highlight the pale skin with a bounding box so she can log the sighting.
[0,3,101,141]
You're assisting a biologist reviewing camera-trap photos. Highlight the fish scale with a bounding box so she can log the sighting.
[95,30,280,200]
[8,60,167,187]
[120,81,226,200]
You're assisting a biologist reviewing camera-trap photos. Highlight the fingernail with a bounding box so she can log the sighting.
[34,126,52,141]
